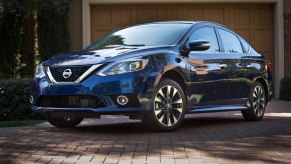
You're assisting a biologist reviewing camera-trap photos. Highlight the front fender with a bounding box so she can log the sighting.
[139,53,190,110]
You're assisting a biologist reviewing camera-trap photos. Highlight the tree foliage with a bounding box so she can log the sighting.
[0,0,71,78]
[0,0,25,78]
[37,0,71,61]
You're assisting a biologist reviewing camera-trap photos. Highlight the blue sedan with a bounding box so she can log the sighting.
[31,21,273,131]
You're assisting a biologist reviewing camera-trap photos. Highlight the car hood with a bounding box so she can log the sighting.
[44,46,171,67]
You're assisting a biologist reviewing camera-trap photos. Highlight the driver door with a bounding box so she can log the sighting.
[185,27,231,107]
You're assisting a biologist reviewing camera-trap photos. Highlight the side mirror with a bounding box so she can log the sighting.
[189,40,210,51]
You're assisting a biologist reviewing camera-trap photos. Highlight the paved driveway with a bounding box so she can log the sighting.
[0,100,291,164]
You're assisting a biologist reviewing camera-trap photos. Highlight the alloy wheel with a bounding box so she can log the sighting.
[252,85,266,117]
[154,85,183,127]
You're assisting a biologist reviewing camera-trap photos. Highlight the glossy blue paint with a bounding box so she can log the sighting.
[31,21,273,118]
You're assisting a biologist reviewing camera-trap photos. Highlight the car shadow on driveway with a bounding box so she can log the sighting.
[41,112,291,140]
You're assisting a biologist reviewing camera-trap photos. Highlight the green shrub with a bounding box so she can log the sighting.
[0,78,42,120]
[279,77,291,101]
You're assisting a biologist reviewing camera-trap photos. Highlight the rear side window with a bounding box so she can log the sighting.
[218,29,243,53]
[239,37,251,53]
[189,27,220,53]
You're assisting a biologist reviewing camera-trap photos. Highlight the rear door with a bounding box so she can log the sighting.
[185,26,231,107]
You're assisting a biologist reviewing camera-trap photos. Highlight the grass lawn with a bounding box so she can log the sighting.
[0,120,46,127]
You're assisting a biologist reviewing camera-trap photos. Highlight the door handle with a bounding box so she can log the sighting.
[218,63,227,69]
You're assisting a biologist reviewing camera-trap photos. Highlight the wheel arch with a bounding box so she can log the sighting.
[255,78,269,103]
[159,69,187,92]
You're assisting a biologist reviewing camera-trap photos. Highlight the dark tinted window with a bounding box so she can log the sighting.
[189,27,220,53]
[239,37,250,53]
[218,29,243,53]
[87,24,191,49]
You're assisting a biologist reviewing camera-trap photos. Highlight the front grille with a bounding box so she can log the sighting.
[36,95,105,108]
[49,66,91,82]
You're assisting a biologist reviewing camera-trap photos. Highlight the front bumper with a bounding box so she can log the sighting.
[31,70,157,114]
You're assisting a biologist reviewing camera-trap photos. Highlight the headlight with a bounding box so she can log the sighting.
[34,64,45,78]
[97,59,148,76]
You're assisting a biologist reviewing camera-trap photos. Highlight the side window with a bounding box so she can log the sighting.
[189,27,220,53]
[239,37,250,53]
[218,29,243,53]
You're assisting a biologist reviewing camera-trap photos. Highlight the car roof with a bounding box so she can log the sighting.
[150,21,229,29]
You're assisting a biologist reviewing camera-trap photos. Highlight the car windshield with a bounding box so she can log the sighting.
[87,23,191,49]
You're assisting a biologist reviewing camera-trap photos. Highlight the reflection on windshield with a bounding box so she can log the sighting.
[87,23,191,49]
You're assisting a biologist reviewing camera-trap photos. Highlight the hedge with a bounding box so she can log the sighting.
[0,78,42,120]
[279,76,291,101]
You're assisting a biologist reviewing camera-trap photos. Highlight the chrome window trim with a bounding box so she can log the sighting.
[46,64,102,84]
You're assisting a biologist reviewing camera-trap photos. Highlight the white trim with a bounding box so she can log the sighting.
[82,0,91,48]
[82,0,284,98]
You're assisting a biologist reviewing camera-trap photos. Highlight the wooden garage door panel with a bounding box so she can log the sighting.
[205,7,227,24]
[254,8,273,25]
[111,7,135,26]
[232,8,250,25]
[90,4,274,70]
[91,9,111,26]
[182,7,204,20]
[90,5,136,42]
[182,4,229,25]
[136,7,158,24]
[158,7,179,21]
[136,5,181,24]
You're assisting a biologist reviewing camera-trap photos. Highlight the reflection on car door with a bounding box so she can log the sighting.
[185,27,231,107]
[217,28,253,104]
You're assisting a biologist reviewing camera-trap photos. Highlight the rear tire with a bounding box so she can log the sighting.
[242,82,266,121]
[142,79,186,132]
[48,116,83,128]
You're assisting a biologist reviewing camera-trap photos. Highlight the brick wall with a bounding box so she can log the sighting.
[285,14,291,77]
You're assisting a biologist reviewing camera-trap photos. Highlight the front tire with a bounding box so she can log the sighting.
[142,79,186,132]
[48,116,83,128]
[242,82,266,121]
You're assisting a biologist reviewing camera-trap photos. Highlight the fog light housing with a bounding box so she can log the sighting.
[110,94,141,107]
[117,95,129,105]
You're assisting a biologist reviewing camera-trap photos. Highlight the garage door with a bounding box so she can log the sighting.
[90,4,274,72]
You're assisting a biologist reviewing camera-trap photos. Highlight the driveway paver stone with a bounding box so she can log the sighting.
[0,100,291,164]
